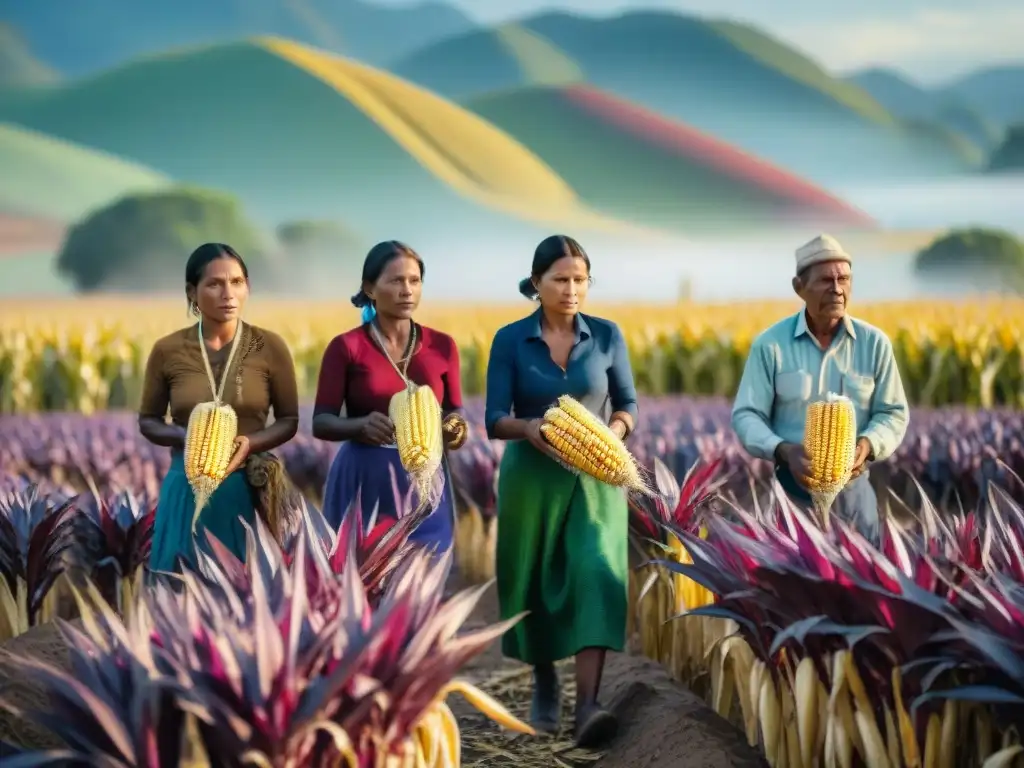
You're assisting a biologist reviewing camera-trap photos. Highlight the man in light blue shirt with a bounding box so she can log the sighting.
[731,234,909,539]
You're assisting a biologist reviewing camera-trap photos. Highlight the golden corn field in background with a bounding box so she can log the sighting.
[2,296,1023,414]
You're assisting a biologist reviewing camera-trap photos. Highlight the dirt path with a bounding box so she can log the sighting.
[449,574,766,768]
[1,578,765,768]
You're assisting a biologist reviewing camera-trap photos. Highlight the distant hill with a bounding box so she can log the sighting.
[465,84,874,233]
[0,23,58,88]
[0,122,170,220]
[989,125,1024,173]
[0,0,475,75]
[932,105,1004,153]
[849,65,1024,135]
[393,11,979,185]
[845,69,944,120]
[0,39,633,245]
[944,65,1024,126]
[395,13,891,120]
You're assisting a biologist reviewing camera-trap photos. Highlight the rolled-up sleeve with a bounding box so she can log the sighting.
[859,336,909,462]
[485,327,515,439]
[607,324,639,423]
[731,337,784,461]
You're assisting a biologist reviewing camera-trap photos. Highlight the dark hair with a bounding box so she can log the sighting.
[351,240,424,308]
[185,243,248,312]
[518,234,591,300]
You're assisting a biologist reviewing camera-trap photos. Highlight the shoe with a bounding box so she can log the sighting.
[530,666,561,734]
[574,702,617,748]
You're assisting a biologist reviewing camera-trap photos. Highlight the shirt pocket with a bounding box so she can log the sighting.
[775,370,812,403]
[842,373,875,410]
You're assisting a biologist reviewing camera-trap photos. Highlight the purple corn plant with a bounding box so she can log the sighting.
[0,484,79,636]
[74,490,156,615]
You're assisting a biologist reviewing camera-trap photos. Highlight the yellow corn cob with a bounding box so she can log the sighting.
[539,395,648,492]
[389,384,444,507]
[803,392,857,522]
[183,401,238,529]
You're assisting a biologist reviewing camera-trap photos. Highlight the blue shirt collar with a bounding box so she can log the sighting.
[527,307,591,342]
[794,310,856,341]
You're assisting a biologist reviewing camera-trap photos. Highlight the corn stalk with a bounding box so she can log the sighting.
[454,507,495,584]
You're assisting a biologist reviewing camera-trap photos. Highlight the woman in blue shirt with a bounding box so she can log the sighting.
[485,235,639,747]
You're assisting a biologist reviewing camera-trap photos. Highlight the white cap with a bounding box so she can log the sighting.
[795,234,851,276]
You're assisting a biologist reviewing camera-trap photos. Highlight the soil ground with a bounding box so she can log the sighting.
[0,573,765,768]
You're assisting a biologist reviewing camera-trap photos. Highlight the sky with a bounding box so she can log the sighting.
[376,0,1024,84]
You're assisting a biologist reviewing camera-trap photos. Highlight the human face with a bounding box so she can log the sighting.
[367,254,422,320]
[534,255,590,317]
[189,257,249,324]
[795,260,851,324]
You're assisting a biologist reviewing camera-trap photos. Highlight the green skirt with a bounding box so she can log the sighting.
[495,440,628,665]
[149,451,256,574]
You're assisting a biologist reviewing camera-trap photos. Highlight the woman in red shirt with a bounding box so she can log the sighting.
[312,241,467,549]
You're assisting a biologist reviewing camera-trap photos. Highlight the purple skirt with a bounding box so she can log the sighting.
[322,442,454,553]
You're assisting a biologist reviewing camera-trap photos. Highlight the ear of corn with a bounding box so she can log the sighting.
[184,401,238,529]
[389,384,444,509]
[803,392,857,522]
[539,394,649,492]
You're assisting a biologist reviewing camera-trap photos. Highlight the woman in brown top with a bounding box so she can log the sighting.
[139,243,300,573]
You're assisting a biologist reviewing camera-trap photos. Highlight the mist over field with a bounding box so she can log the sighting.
[5,174,1022,301]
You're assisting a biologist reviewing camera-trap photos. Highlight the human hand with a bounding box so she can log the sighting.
[776,442,812,487]
[357,413,395,445]
[609,418,627,440]
[849,437,873,479]
[443,413,469,450]
[525,419,562,461]
[224,435,251,476]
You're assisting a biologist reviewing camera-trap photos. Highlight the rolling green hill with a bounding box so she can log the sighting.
[845,69,945,121]
[933,106,1003,153]
[0,23,58,88]
[849,65,1024,131]
[0,122,170,220]
[989,125,1024,173]
[944,66,1024,126]
[465,85,874,234]
[0,36,884,249]
[848,67,1006,151]
[2,0,476,76]
[393,10,980,185]
[0,39,634,244]
[705,20,892,126]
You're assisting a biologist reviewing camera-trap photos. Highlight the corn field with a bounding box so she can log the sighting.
[617,488,1024,768]
[3,296,1024,413]
[5,405,1024,765]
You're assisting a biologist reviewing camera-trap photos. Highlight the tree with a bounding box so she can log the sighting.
[57,186,269,292]
[988,124,1024,172]
[914,228,1024,292]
